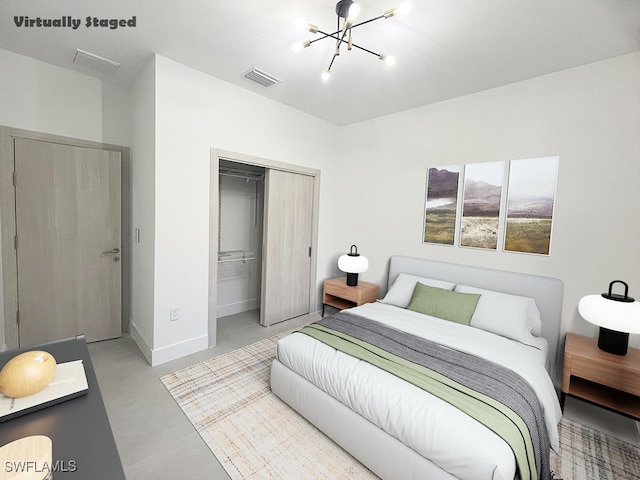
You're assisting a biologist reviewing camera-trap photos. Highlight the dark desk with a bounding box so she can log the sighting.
[0,335,125,479]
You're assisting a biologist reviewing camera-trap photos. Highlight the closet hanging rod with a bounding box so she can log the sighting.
[219,170,264,182]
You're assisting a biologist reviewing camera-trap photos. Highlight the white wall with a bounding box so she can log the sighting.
[145,54,338,365]
[325,52,640,348]
[0,48,130,145]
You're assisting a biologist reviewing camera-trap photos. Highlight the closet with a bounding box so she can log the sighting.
[217,160,265,319]
[210,151,319,343]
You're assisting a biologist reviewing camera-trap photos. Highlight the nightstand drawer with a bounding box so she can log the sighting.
[324,281,350,299]
[323,278,378,304]
[571,356,640,396]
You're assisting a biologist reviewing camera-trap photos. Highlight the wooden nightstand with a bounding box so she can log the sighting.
[322,277,379,316]
[561,332,640,420]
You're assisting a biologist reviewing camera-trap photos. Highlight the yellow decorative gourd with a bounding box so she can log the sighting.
[0,351,57,398]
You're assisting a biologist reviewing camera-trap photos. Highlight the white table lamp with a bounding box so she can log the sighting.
[578,280,640,355]
[338,245,368,286]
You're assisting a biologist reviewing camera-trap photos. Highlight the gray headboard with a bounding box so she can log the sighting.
[388,256,564,383]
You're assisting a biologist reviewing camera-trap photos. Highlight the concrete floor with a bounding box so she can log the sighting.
[89,311,640,480]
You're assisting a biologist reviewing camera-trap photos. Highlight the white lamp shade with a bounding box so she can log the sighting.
[578,295,640,334]
[338,254,368,274]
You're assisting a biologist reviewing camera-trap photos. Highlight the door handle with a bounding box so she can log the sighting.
[102,248,120,255]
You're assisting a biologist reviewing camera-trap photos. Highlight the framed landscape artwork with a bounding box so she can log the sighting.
[460,161,504,250]
[504,156,559,255]
[423,165,460,245]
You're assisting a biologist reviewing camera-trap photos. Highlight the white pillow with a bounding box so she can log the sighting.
[380,273,455,309]
[454,284,543,348]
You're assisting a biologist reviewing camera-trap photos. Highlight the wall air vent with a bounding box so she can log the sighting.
[73,49,120,75]
[242,67,281,87]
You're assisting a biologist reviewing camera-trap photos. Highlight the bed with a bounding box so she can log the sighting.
[270,256,564,480]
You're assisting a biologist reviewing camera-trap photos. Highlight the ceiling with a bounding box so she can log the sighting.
[1,1,639,126]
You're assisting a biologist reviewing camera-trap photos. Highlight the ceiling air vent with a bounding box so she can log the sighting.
[242,67,281,87]
[73,49,120,75]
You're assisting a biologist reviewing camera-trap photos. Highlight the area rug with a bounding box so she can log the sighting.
[161,333,640,480]
[552,418,640,480]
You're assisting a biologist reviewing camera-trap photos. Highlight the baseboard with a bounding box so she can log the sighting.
[129,320,153,365]
[150,334,208,366]
[129,319,208,366]
[217,298,259,318]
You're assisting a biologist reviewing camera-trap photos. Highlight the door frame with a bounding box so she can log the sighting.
[208,148,320,347]
[0,126,130,349]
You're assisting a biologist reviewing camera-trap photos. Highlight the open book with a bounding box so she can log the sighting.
[0,360,89,422]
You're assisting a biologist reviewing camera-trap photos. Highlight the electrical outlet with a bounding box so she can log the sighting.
[170,306,179,321]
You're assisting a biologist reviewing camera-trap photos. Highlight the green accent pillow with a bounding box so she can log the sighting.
[407,283,481,326]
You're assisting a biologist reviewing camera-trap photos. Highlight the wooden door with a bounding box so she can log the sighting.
[14,138,122,346]
[260,169,314,326]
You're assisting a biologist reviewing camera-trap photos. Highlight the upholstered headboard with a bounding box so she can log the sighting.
[388,256,564,384]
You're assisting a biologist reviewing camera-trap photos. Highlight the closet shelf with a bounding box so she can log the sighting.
[217,250,255,264]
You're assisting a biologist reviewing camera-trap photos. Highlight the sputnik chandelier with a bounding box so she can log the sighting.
[292,0,412,81]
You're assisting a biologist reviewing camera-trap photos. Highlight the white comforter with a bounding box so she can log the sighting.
[275,302,562,480]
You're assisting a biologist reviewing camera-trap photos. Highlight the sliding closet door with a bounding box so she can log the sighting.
[260,169,314,326]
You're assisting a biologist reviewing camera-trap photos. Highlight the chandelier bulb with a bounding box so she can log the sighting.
[347,2,361,22]
[384,2,412,18]
[321,69,331,82]
[379,53,396,65]
[293,39,312,53]
[295,18,319,34]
